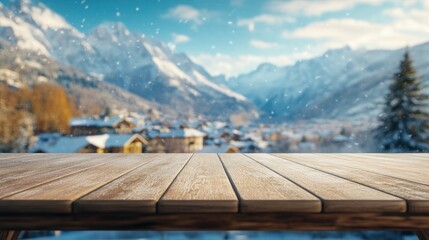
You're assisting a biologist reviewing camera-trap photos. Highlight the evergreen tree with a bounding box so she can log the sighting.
[375,49,429,152]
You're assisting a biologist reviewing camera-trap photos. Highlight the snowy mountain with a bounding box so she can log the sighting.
[0,40,175,117]
[0,0,256,119]
[87,23,254,118]
[227,43,429,120]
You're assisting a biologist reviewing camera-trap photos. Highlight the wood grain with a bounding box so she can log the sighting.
[342,153,429,167]
[0,154,73,168]
[219,154,320,213]
[0,153,428,232]
[274,154,429,213]
[159,154,238,213]
[249,154,406,213]
[0,154,108,198]
[319,154,429,185]
[0,154,156,214]
[0,154,106,177]
[75,154,192,214]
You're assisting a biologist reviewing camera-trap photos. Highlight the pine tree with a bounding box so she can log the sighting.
[375,49,429,152]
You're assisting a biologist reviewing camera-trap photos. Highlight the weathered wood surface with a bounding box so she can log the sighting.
[219,154,320,212]
[75,154,192,214]
[322,154,429,185]
[0,155,156,213]
[159,154,238,213]
[0,153,428,231]
[274,154,429,213]
[252,154,405,213]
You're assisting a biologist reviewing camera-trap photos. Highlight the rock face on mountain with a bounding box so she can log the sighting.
[0,0,257,120]
[227,44,429,120]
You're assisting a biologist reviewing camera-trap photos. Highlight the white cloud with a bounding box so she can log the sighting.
[210,2,429,77]
[164,5,200,22]
[172,33,190,44]
[401,0,420,7]
[268,0,386,16]
[237,14,294,32]
[250,40,279,49]
[283,19,383,49]
[163,5,216,27]
[282,2,429,51]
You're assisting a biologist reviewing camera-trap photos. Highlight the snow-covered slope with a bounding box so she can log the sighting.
[0,0,256,119]
[85,22,254,118]
[227,43,429,120]
[0,0,93,59]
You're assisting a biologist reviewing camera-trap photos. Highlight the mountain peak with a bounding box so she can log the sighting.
[9,0,74,31]
[90,22,133,42]
[10,0,38,12]
[256,63,278,72]
[94,22,130,34]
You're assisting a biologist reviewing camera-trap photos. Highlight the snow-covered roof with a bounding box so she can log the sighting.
[31,136,90,153]
[70,117,135,128]
[31,134,147,153]
[159,128,206,138]
[86,134,147,148]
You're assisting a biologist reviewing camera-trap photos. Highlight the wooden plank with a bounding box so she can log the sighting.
[402,154,429,159]
[342,153,429,167]
[248,154,405,213]
[219,154,320,213]
[0,154,109,198]
[0,154,156,214]
[0,154,24,161]
[370,153,429,159]
[158,154,238,213]
[333,154,429,170]
[0,154,71,168]
[75,154,192,214]
[274,154,429,213]
[0,154,102,179]
[1,213,429,231]
[320,154,429,185]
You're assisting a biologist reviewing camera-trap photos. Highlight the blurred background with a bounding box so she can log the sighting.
[1,0,429,239]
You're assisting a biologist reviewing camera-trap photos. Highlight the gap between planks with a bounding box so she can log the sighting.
[0,154,161,214]
[273,154,429,213]
[246,154,406,213]
[74,153,193,214]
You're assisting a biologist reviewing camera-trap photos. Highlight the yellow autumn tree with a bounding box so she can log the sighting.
[31,83,75,133]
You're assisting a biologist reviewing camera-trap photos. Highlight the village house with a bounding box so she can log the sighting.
[156,128,206,153]
[69,117,136,136]
[31,133,148,153]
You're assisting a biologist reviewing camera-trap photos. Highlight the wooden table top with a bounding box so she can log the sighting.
[1,153,429,231]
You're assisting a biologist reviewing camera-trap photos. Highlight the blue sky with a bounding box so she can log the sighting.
[5,0,429,77]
